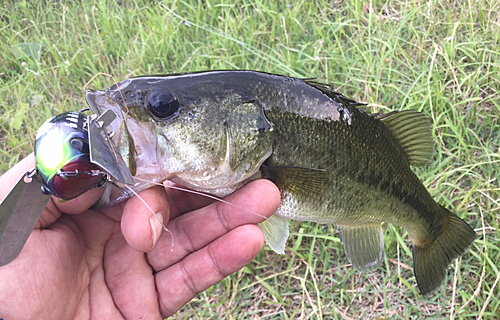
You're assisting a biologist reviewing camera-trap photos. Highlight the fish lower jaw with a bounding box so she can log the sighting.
[168,162,262,197]
[168,175,247,198]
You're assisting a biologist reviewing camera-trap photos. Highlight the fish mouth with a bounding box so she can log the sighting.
[84,89,137,186]
[84,89,161,172]
[85,89,124,119]
[85,89,171,206]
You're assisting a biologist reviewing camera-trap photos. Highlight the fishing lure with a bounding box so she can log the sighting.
[0,108,134,266]
[34,111,106,200]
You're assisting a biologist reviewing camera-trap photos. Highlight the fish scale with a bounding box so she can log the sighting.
[263,108,439,228]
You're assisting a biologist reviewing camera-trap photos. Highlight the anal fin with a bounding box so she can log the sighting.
[259,214,290,254]
[338,223,385,271]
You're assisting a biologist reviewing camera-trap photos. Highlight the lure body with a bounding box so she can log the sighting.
[0,111,124,266]
[34,111,104,200]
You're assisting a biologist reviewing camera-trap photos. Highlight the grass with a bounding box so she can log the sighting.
[1,0,499,318]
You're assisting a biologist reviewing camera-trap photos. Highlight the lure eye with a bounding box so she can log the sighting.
[147,92,180,120]
[70,137,89,154]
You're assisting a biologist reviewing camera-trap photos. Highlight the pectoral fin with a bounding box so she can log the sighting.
[259,214,290,254]
[338,223,385,271]
[260,165,330,201]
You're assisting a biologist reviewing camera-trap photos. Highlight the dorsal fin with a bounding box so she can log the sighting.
[376,110,434,167]
[303,79,368,110]
[303,78,433,166]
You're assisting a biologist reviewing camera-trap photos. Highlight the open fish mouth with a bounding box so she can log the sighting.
[85,89,168,205]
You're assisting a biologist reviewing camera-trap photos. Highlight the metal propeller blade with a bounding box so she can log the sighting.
[0,171,50,266]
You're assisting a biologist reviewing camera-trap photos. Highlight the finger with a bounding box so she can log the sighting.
[0,153,35,201]
[121,187,170,252]
[35,198,62,229]
[37,180,104,229]
[103,232,162,320]
[155,224,264,317]
[147,179,280,271]
[54,186,104,215]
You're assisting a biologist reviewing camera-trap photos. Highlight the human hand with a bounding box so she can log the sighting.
[0,154,280,319]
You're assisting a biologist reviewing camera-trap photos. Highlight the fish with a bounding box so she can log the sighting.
[84,70,476,295]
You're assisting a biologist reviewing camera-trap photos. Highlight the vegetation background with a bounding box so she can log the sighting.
[1,0,499,318]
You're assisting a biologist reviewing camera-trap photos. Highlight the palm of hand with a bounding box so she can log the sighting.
[0,180,280,320]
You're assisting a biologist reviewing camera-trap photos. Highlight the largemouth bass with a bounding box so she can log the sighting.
[85,70,475,295]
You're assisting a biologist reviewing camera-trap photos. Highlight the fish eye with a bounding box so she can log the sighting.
[147,92,180,120]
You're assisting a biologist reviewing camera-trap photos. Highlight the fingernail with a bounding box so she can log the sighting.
[149,213,164,249]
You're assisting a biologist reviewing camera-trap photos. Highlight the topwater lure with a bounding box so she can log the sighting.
[0,109,133,266]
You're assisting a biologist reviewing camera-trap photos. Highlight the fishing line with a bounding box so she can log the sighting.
[123,184,175,251]
[83,72,130,114]
[133,177,268,220]
[83,72,132,167]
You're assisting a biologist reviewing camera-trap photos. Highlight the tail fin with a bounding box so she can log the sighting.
[413,206,476,295]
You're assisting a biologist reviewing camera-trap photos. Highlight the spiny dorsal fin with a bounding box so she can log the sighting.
[376,110,434,167]
[303,78,434,166]
[303,79,368,110]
